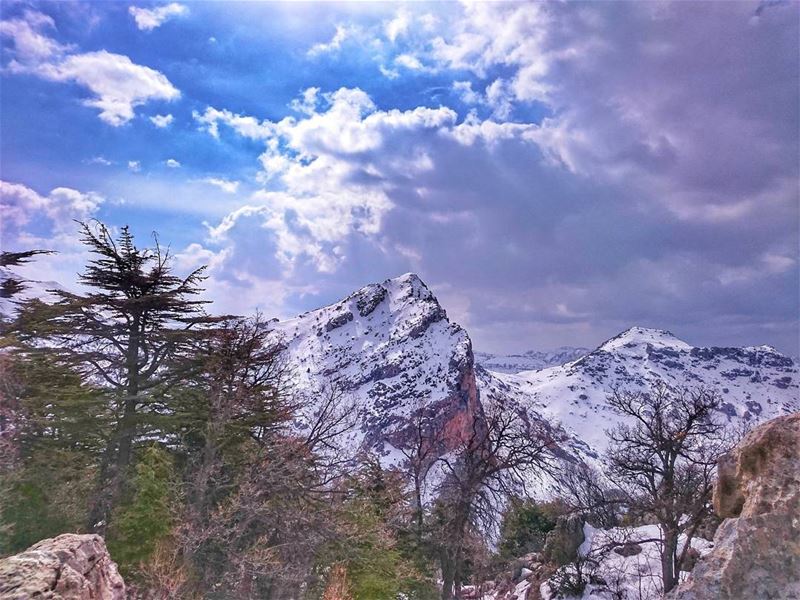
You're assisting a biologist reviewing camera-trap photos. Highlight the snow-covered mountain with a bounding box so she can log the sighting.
[0,267,61,319]
[271,273,483,464]
[489,326,799,457]
[271,276,799,469]
[474,347,589,374]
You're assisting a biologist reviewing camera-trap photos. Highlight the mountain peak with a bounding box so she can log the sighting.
[382,272,432,298]
[269,272,474,460]
[598,326,692,352]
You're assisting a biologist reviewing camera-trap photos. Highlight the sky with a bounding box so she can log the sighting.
[1,0,798,355]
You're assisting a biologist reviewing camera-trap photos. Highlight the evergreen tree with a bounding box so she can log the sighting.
[108,445,177,576]
[0,353,103,553]
[0,250,54,303]
[12,221,211,532]
[497,497,560,560]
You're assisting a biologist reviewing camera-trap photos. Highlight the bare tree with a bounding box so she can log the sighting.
[398,399,444,544]
[604,383,733,594]
[176,344,359,599]
[554,461,621,528]
[434,401,557,600]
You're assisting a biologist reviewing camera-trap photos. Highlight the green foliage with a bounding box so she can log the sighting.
[498,498,562,560]
[321,457,437,600]
[108,446,177,575]
[0,352,102,555]
[0,449,94,555]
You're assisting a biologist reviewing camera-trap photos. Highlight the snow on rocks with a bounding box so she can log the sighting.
[537,524,713,600]
[269,274,798,476]
[474,347,589,375]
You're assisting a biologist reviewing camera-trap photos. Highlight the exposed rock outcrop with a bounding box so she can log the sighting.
[0,533,125,599]
[668,413,800,600]
[543,514,585,566]
[461,552,555,600]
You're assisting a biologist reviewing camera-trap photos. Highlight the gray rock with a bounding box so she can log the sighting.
[612,542,642,557]
[668,413,800,600]
[543,514,585,566]
[0,533,125,600]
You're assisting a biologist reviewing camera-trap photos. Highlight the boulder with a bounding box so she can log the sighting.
[714,412,799,519]
[543,514,585,566]
[0,533,125,600]
[668,413,800,600]
[612,542,642,557]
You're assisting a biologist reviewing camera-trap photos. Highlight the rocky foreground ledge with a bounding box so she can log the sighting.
[668,412,800,600]
[0,533,125,600]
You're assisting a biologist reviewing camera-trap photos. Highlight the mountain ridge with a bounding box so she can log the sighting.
[269,273,798,468]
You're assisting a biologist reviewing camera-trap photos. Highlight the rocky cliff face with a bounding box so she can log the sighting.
[668,413,800,600]
[0,534,125,600]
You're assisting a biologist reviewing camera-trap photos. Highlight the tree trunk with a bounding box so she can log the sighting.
[440,554,455,600]
[661,527,679,594]
[88,323,142,532]
[87,393,138,533]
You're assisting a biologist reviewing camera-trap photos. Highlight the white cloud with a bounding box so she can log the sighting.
[195,87,468,273]
[394,53,424,71]
[308,24,351,56]
[173,242,218,273]
[385,9,411,43]
[37,51,179,126]
[165,158,181,168]
[0,180,106,295]
[1,11,179,125]
[451,79,514,118]
[87,156,113,166]
[150,113,174,128]
[290,87,320,116]
[201,178,240,194]
[128,160,141,172]
[453,81,481,105]
[0,10,70,65]
[193,107,272,140]
[379,64,400,80]
[429,3,553,102]
[485,78,513,119]
[128,3,188,31]
[445,111,535,147]
[1,180,103,237]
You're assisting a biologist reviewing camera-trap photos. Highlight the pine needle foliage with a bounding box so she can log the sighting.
[10,221,214,532]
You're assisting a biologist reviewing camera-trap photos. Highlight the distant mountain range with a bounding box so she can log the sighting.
[483,326,798,458]
[269,274,799,469]
[474,347,589,374]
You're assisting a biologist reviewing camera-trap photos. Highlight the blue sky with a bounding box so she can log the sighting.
[1,1,798,355]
